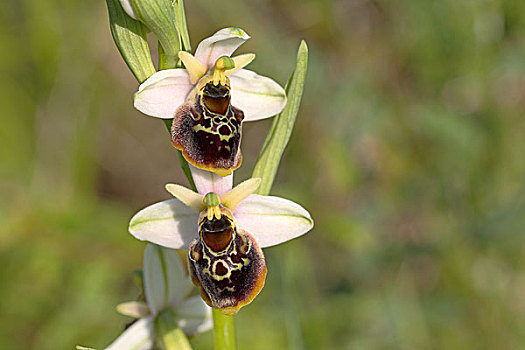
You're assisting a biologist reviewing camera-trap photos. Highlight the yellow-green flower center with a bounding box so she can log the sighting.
[212,56,235,86]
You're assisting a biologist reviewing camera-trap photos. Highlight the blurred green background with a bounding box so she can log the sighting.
[1,0,525,349]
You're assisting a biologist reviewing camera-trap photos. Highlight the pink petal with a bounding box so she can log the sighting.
[194,28,250,71]
[189,164,233,195]
[128,199,199,249]
[234,194,313,248]
[134,69,193,119]
[229,69,287,121]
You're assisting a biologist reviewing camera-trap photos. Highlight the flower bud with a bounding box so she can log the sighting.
[122,0,182,57]
[106,0,155,83]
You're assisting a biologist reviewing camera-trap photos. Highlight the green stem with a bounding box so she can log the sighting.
[212,309,236,350]
[158,42,178,70]
[155,309,193,350]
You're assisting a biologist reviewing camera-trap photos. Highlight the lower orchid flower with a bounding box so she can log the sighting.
[103,244,212,349]
[128,167,313,315]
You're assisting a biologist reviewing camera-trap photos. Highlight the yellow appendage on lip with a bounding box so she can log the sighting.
[204,192,222,220]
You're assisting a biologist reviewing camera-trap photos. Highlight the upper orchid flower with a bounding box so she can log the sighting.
[133,27,287,176]
[128,167,313,315]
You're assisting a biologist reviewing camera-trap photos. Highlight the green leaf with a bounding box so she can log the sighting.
[158,41,178,70]
[252,41,308,196]
[174,0,191,52]
[106,0,155,83]
[130,0,181,58]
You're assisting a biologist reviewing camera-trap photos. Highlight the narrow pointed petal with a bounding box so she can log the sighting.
[178,51,206,84]
[229,69,287,121]
[226,53,256,75]
[118,0,137,19]
[129,199,199,249]
[221,178,261,211]
[134,69,193,119]
[161,247,194,306]
[194,27,250,70]
[234,194,313,248]
[117,301,150,318]
[189,164,233,195]
[144,244,167,313]
[105,316,155,350]
[176,295,213,335]
[165,184,203,212]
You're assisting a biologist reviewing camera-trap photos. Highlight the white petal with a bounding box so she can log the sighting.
[116,301,150,318]
[189,164,233,195]
[118,0,137,19]
[194,27,250,71]
[129,199,199,249]
[134,69,193,119]
[144,244,167,314]
[176,296,213,335]
[234,194,313,248]
[229,69,287,121]
[161,247,194,306]
[105,316,155,350]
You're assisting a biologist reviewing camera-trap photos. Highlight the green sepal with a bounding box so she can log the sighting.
[251,41,309,196]
[129,0,181,58]
[106,0,155,83]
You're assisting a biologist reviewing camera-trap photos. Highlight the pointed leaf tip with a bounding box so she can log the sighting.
[252,40,308,195]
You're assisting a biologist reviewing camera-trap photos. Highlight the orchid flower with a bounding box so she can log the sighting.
[133,27,287,176]
[104,244,212,349]
[128,166,313,315]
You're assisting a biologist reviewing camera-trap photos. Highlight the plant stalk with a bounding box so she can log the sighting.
[155,309,193,350]
[212,309,236,350]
